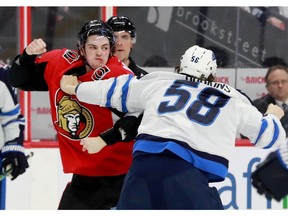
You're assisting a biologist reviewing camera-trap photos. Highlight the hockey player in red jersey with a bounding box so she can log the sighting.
[9,20,135,209]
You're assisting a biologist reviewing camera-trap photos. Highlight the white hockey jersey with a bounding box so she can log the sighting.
[0,66,25,149]
[76,71,286,182]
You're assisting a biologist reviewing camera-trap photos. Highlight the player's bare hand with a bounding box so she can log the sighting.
[60,75,80,95]
[25,39,47,55]
[80,137,107,154]
[265,103,284,119]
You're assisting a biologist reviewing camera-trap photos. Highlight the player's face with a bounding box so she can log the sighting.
[83,35,111,70]
[113,31,133,64]
[266,69,288,101]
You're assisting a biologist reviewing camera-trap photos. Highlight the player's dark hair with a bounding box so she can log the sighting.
[77,20,115,51]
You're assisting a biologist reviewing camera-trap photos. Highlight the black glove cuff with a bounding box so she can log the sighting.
[99,127,122,145]
[19,49,37,65]
[114,115,141,142]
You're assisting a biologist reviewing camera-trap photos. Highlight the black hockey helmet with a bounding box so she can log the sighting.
[77,20,115,49]
[106,16,136,39]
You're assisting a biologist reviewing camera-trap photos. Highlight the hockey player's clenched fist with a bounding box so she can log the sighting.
[265,103,284,120]
[80,136,107,154]
[60,75,79,95]
[25,38,47,55]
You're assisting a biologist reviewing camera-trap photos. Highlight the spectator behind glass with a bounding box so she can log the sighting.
[253,65,288,137]
[242,7,287,31]
[106,16,148,78]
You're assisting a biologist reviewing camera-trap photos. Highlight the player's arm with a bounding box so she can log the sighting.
[60,74,140,112]
[9,39,48,91]
[100,113,143,144]
[99,71,148,145]
[0,75,29,180]
[79,113,142,154]
[60,74,144,152]
[239,102,286,150]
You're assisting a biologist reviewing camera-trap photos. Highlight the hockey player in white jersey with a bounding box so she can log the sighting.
[60,45,286,209]
[0,64,29,209]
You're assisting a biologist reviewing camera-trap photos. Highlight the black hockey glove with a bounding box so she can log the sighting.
[100,114,143,145]
[251,151,288,201]
[1,143,29,180]
[114,115,142,142]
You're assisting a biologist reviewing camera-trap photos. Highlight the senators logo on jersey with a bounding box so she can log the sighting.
[62,50,80,64]
[55,90,93,140]
[91,65,111,80]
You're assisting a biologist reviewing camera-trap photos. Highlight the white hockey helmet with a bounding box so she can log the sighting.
[179,45,217,79]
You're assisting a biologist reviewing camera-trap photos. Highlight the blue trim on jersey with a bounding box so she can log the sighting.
[0,157,6,210]
[133,138,228,182]
[137,134,228,165]
[2,119,21,128]
[254,119,268,146]
[105,78,117,107]
[0,178,6,210]
[254,118,280,149]
[121,75,134,113]
[276,149,288,170]
[75,84,80,95]
[0,104,20,116]
[264,119,280,149]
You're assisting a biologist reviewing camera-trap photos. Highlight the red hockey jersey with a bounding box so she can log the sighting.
[36,48,134,176]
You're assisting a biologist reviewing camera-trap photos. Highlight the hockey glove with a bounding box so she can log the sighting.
[251,151,288,201]
[114,115,142,142]
[100,114,143,145]
[1,143,29,180]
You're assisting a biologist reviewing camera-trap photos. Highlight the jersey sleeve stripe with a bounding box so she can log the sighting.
[0,104,20,116]
[253,119,268,145]
[121,75,134,113]
[105,78,117,107]
[263,119,280,149]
